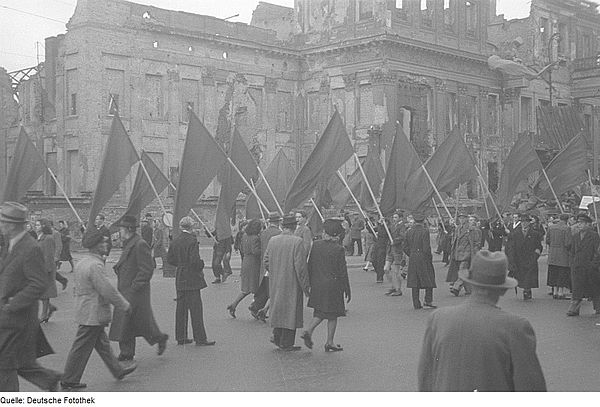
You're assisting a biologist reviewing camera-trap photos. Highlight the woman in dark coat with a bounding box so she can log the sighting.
[227,219,262,318]
[301,219,350,352]
[36,219,58,323]
[506,215,542,300]
[488,218,506,252]
[371,219,389,283]
[403,213,437,309]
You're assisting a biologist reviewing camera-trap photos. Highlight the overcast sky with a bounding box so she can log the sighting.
[0,0,547,72]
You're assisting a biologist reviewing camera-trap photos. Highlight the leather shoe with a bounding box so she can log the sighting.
[300,331,313,349]
[423,303,437,309]
[279,345,301,351]
[117,354,133,362]
[177,339,193,345]
[211,278,221,284]
[116,363,137,380]
[196,340,216,346]
[61,382,87,390]
[221,272,232,283]
[566,310,579,316]
[227,305,236,318]
[157,334,168,355]
[450,288,460,297]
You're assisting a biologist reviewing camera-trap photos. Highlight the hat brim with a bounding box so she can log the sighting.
[0,215,27,223]
[458,270,518,289]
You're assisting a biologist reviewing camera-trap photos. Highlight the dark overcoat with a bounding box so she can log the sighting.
[109,234,162,342]
[38,234,57,299]
[569,228,600,300]
[506,227,542,289]
[403,224,436,289]
[240,234,261,294]
[307,239,350,317]
[167,231,207,291]
[418,300,547,391]
[0,234,49,369]
[59,227,72,261]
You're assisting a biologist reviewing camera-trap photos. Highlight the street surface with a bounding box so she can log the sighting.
[21,242,600,392]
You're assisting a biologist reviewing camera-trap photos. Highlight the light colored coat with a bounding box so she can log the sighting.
[264,233,309,330]
[418,299,546,392]
[73,252,129,326]
[451,224,481,262]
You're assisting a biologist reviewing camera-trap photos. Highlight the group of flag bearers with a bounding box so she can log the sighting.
[0,96,597,390]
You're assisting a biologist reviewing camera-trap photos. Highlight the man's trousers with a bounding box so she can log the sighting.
[62,325,125,384]
[272,328,296,348]
[212,247,232,279]
[176,290,208,343]
[412,288,433,309]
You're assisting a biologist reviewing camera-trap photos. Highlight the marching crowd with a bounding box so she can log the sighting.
[1,196,599,392]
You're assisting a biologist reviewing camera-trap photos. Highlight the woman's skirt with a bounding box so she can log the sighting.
[547,264,571,289]
[313,308,345,320]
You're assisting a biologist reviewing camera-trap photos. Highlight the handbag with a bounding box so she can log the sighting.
[36,325,55,358]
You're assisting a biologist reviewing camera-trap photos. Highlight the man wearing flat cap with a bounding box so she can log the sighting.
[61,230,136,390]
[0,202,61,391]
[506,214,542,300]
[566,213,600,316]
[167,216,215,346]
[264,214,309,351]
[418,251,546,392]
[109,215,169,361]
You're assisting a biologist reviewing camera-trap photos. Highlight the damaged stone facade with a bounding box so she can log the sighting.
[2,0,600,222]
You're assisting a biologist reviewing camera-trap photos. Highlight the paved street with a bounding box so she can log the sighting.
[21,244,600,392]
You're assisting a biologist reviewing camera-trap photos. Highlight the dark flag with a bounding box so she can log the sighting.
[215,129,259,240]
[124,151,170,219]
[380,126,422,215]
[533,133,589,199]
[359,148,385,209]
[2,128,47,202]
[88,115,139,227]
[173,110,227,235]
[405,130,477,211]
[246,149,296,219]
[495,134,543,211]
[284,110,354,212]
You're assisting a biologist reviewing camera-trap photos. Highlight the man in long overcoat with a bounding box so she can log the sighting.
[167,216,215,346]
[448,213,481,296]
[403,213,436,309]
[418,250,546,391]
[249,212,281,318]
[506,214,542,300]
[264,215,309,350]
[566,213,600,316]
[0,202,61,391]
[109,215,169,361]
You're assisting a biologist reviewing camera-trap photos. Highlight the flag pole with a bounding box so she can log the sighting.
[46,168,84,225]
[168,180,217,243]
[478,178,490,219]
[336,170,378,234]
[251,178,266,222]
[349,154,384,233]
[419,163,455,221]
[455,187,460,220]
[473,164,504,221]
[138,158,168,215]
[432,197,447,234]
[256,165,284,216]
[541,167,565,214]
[587,170,600,235]
[310,198,324,222]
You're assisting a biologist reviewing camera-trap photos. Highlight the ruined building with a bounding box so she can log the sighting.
[2,0,600,221]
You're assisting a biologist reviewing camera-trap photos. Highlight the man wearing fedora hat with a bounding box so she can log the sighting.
[264,214,309,351]
[418,250,546,391]
[108,215,169,361]
[61,230,136,390]
[506,214,542,301]
[0,202,62,391]
[566,213,600,316]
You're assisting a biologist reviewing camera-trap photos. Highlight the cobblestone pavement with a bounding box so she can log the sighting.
[20,246,600,392]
